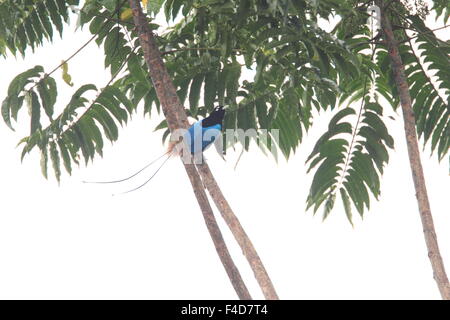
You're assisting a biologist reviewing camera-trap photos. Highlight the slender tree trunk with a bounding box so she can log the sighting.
[378,1,450,299]
[129,0,251,299]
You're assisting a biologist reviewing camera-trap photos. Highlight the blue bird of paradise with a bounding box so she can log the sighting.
[84,105,227,194]
[178,105,225,155]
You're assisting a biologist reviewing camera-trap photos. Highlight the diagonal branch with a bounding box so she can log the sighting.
[196,163,279,299]
[129,0,251,299]
[58,46,137,137]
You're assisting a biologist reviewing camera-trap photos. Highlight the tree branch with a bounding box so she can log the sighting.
[196,163,280,299]
[378,0,450,300]
[129,0,252,299]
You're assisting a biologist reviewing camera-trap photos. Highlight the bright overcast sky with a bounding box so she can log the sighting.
[0,4,449,299]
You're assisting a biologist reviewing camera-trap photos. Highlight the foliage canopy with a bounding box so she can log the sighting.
[1,0,449,224]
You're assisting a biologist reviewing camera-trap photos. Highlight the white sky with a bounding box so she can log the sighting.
[0,5,449,299]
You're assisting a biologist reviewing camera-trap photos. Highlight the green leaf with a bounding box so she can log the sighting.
[29,91,41,135]
[2,97,14,130]
[40,146,49,179]
[189,73,204,115]
[8,65,44,96]
[72,84,97,99]
[226,63,241,107]
[204,71,217,109]
[131,83,149,105]
[217,65,230,105]
[340,188,353,227]
[362,111,394,148]
[154,119,167,131]
[10,95,25,122]
[89,15,106,34]
[176,78,190,105]
[57,139,72,175]
[128,54,149,84]
[37,2,54,40]
[309,156,343,201]
[97,88,128,124]
[255,99,268,129]
[49,141,61,183]
[107,86,135,114]
[148,0,165,16]
[37,81,54,120]
[163,0,174,21]
[323,193,336,221]
[89,105,119,141]
[47,0,64,36]
[73,124,95,164]
[24,17,37,49]
[55,0,69,21]
[100,0,118,12]
[328,108,356,130]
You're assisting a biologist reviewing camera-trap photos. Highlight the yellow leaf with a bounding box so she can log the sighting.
[141,0,148,9]
[61,61,73,87]
[120,8,133,21]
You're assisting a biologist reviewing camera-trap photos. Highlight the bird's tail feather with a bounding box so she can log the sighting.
[82,150,171,185]
[113,152,173,196]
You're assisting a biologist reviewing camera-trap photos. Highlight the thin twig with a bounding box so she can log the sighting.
[233,148,244,171]
[398,24,450,43]
[28,33,97,92]
[28,0,129,92]
[59,46,137,136]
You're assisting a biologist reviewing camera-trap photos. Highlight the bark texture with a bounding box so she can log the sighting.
[379,1,450,299]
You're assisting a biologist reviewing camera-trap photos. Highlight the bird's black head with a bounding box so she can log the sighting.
[202,105,226,127]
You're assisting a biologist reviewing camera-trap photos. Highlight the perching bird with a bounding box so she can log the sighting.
[84,105,226,194]
[170,105,226,156]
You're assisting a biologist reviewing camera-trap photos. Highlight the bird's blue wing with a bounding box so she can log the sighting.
[184,121,222,154]
[185,121,203,154]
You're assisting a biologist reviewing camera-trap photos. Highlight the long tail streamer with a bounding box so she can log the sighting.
[113,152,173,196]
[82,151,170,184]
